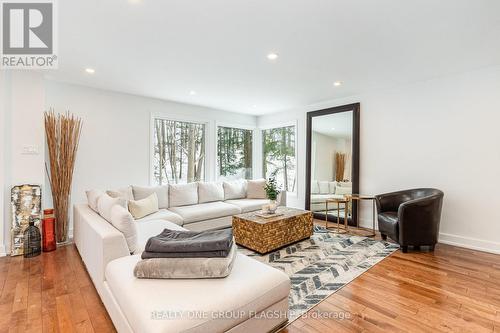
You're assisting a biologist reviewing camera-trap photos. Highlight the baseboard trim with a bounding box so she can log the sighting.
[0,244,7,257]
[439,232,500,254]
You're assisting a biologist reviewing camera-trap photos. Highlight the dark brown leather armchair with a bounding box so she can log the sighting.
[375,188,444,253]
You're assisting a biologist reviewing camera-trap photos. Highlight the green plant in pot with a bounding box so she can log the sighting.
[264,176,281,214]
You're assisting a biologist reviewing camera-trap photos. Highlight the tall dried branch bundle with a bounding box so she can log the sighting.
[335,152,346,182]
[44,110,82,243]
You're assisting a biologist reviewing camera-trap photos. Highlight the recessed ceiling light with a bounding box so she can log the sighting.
[267,53,278,60]
[128,0,142,4]
[331,127,336,131]
[333,81,342,87]
[189,90,197,95]
[85,68,95,74]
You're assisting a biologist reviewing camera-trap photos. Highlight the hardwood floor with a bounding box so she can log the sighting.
[0,232,499,332]
[0,245,115,333]
[281,240,500,333]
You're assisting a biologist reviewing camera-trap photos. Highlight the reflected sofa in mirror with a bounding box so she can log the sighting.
[306,103,360,226]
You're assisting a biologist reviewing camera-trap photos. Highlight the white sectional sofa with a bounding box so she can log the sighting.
[74,180,290,333]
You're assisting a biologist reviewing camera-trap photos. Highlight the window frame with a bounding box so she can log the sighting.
[150,113,212,185]
[215,121,257,181]
[260,120,298,195]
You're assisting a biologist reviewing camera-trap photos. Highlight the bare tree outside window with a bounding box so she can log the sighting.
[217,126,253,180]
[153,119,205,185]
[262,126,296,192]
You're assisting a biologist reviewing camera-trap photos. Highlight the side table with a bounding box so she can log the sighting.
[345,194,376,237]
[325,198,350,234]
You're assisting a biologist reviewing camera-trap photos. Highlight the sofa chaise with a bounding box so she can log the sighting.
[74,180,291,333]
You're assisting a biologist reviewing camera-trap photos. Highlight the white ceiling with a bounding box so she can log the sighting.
[48,0,500,115]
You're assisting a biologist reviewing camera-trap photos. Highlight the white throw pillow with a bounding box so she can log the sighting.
[335,186,352,195]
[110,205,137,253]
[319,181,330,194]
[198,182,224,203]
[329,181,337,194]
[132,185,169,209]
[223,180,247,200]
[97,193,127,222]
[128,193,159,219]
[311,180,320,194]
[86,189,104,212]
[247,179,267,199]
[169,182,198,207]
[338,181,352,188]
[106,186,134,201]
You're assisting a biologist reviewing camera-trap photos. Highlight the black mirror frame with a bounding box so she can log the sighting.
[305,103,360,226]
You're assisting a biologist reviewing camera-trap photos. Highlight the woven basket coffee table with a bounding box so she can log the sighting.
[232,207,313,254]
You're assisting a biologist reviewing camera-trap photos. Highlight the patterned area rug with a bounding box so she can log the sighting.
[238,226,399,320]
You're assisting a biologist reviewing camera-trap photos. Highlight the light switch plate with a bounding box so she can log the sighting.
[22,145,39,155]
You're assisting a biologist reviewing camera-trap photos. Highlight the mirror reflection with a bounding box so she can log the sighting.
[310,111,353,221]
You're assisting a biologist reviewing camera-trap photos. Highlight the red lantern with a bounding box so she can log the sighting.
[42,209,56,252]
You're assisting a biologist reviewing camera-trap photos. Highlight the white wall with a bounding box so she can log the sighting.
[312,132,352,182]
[1,72,46,255]
[44,81,257,235]
[259,65,500,254]
[312,132,336,181]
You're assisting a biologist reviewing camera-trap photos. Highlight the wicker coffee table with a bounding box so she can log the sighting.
[232,207,313,254]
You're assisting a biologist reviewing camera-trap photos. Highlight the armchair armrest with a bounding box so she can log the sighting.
[397,194,443,245]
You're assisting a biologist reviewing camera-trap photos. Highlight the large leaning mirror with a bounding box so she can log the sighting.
[306,103,360,227]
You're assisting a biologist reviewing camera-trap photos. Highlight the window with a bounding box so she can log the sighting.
[153,118,205,185]
[262,125,296,192]
[217,126,253,180]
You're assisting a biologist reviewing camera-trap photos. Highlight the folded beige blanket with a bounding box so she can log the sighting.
[134,244,237,279]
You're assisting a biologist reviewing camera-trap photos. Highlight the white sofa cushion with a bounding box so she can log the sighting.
[329,181,337,194]
[97,193,127,222]
[310,194,345,204]
[335,186,352,195]
[110,205,137,253]
[106,186,134,201]
[225,199,269,213]
[105,253,290,333]
[311,180,320,194]
[246,179,267,199]
[134,209,183,225]
[318,181,330,194]
[134,219,186,253]
[223,180,247,200]
[86,189,104,212]
[132,185,169,209]
[198,181,224,203]
[338,181,352,188]
[128,193,159,219]
[169,202,241,224]
[182,216,232,232]
[169,182,198,207]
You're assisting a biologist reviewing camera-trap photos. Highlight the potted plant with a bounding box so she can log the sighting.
[264,177,281,214]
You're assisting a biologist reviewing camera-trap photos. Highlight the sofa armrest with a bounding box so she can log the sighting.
[73,204,130,295]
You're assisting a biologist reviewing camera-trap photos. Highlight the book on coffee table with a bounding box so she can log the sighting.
[254,211,284,219]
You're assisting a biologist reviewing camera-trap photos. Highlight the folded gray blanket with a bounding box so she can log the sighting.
[142,228,233,259]
[141,243,232,259]
[135,244,237,279]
